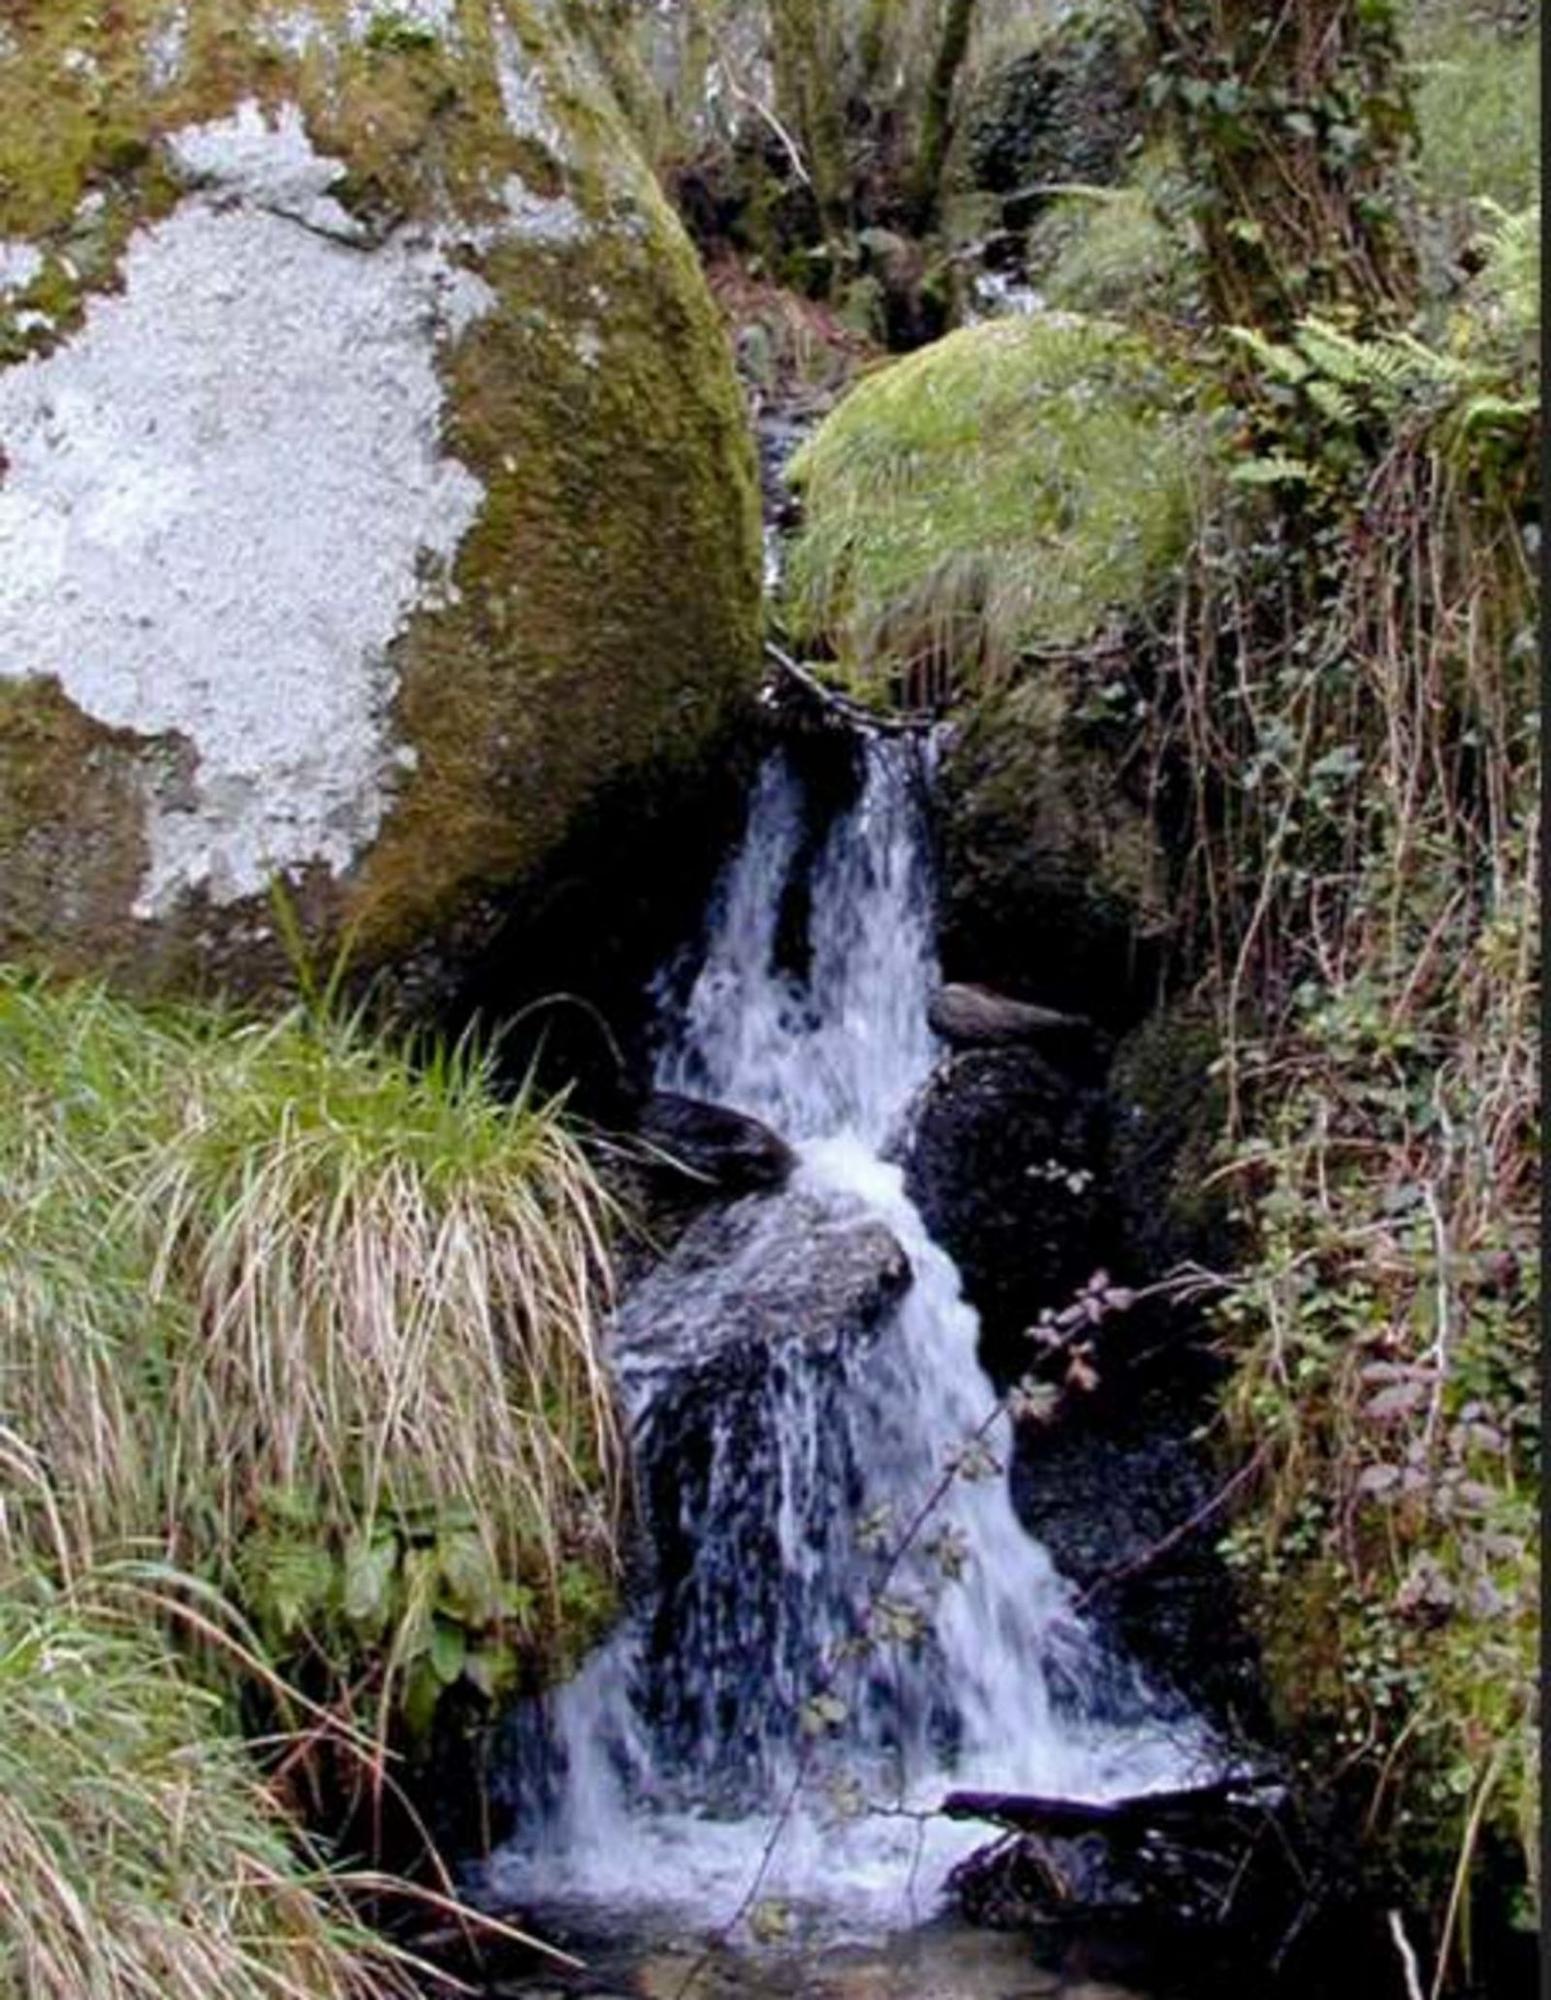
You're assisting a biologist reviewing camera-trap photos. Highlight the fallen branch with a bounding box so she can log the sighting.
[764,641,933,735]
[941,1772,1279,1839]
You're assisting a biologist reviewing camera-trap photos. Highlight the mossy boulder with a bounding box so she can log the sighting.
[0,0,761,1000]
[783,314,1205,699]
[783,312,1211,1018]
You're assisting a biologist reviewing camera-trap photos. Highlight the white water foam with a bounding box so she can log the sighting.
[485,738,1210,1937]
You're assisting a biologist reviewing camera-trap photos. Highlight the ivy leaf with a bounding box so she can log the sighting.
[429,1615,467,1687]
[342,1535,399,1635]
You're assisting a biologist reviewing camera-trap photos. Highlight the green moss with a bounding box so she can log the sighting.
[1106,995,1231,1268]
[0,0,761,998]
[783,314,1211,698]
[935,669,1171,1018]
[0,680,162,975]
[1027,144,1201,321]
[352,18,761,959]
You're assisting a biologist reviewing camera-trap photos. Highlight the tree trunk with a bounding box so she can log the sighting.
[1142,0,1416,330]
[909,0,978,233]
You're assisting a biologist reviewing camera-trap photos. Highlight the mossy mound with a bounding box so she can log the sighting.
[782,313,1207,700]
[0,0,760,1001]
[779,310,1214,1016]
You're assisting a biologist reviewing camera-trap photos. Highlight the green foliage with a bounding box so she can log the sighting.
[1144,0,1416,328]
[0,973,622,1742]
[1159,221,1540,1968]
[1407,3,1540,215]
[0,1576,407,2000]
[361,9,441,56]
[783,313,1211,701]
[1030,148,1200,319]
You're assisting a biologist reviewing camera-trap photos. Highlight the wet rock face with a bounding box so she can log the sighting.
[933,683,1169,1031]
[636,1092,797,1196]
[609,1186,910,1788]
[0,3,760,1001]
[1009,1379,1266,1733]
[610,1185,910,1413]
[900,1047,1106,1364]
[960,13,1144,230]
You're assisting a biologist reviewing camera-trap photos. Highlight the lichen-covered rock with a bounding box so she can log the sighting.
[0,0,760,997]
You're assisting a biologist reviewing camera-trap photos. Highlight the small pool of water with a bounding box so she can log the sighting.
[485,1915,1149,2000]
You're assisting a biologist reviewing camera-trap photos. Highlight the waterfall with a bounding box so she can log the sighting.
[485,737,1210,1938]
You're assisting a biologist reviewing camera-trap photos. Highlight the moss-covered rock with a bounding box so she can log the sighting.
[0,0,761,1000]
[783,313,1206,699]
[1105,994,1232,1271]
[781,312,1211,1016]
[935,673,1172,1024]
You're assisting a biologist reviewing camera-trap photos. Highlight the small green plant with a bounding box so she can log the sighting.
[362,10,440,58]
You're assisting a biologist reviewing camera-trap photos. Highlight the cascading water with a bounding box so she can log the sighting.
[486,734,1211,1938]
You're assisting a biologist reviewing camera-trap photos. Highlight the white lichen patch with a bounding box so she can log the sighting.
[502,176,586,244]
[0,103,493,918]
[0,241,43,296]
[167,98,371,242]
[493,10,565,158]
[145,4,189,90]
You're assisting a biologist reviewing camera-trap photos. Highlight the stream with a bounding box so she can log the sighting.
[476,734,1220,1994]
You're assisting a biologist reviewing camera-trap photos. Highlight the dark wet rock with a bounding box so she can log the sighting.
[1106,997,1234,1274]
[610,1186,910,1412]
[960,12,1144,231]
[899,1047,1106,1363]
[929,982,1097,1056]
[934,683,1170,1031]
[608,1188,910,1788]
[636,1093,796,1195]
[1010,1377,1267,1737]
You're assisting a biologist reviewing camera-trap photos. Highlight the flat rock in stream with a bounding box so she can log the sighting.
[611,1186,911,1410]
[929,982,1095,1055]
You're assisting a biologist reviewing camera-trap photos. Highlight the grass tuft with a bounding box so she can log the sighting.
[0,1574,410,2000]
[0,973,622,1732]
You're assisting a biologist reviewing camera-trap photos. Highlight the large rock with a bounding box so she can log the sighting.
[900,1047,1106,1364]
[958,8,1144,230]
[935,677,1171,1027]
[609,1184,911,1785]
[610,1183,910,1413]
[0,3,760,999]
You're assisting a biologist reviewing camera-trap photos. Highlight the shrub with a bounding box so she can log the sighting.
[0,973,622,1739]
[1153,220,1540,1971]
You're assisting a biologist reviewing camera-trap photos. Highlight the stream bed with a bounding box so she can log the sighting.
[466,734,1218,1993]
